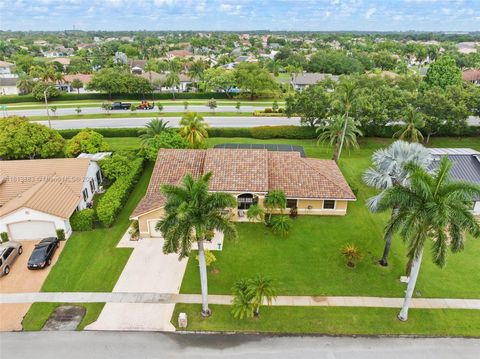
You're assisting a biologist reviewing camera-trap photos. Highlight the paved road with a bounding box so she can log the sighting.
[7,105,268,117]
[38,116,301,129]
[1,332,479,359]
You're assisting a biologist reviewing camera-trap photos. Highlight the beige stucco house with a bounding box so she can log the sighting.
[131,148,356,238]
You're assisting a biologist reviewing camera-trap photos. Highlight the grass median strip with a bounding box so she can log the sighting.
[172,304,480,337]
[28,112,259,121]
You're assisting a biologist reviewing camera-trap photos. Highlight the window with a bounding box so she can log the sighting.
[82,188,89,202]
[90,179,95,193]
[237,193,257,210]
[323,200,335,209]
[286,199,298,209]
[96,170,102,184]
[3,247,13,260]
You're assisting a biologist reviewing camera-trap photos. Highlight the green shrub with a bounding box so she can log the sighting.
[0,232,9,242]
[141,131,189,161]
[207,128,252,138]
[70,209,95,231]
[250,126,317,139]
[56,229,66,241]
[64,129,109,157]
[31,82,60,101]
[100,152,135,181]
[96,158,144,227]
[58,128,143,139]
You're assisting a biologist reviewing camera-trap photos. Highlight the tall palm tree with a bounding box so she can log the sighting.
[165,71,180,98]
[393,107,425,143]
[376,156,480,321]
[189,60,205,88]
[139,119,170,144]
[247,275,277,317]
[264,190,286,223]
[16,73,35,94]
[317,115,363,163]
[333,80,360,163]
[157,173,238,316]
[363,141,432,266]
[179,112,209,149]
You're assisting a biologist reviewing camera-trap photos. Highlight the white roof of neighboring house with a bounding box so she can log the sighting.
[77,152,112,161]
[0,60,14,68]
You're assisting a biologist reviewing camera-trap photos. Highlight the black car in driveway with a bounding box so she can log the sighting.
[27,237,60,270]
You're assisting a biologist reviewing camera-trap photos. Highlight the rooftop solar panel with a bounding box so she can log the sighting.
[213,143,306,157]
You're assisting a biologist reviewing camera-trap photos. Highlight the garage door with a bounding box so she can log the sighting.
[8,221,56,241]
[148,220,163,238]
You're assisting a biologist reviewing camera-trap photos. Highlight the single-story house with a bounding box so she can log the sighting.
[129,60,147,74]
[462,69,480,85]
[139,71,193,92]
[0,60,15,77]
[291,73,339,91]
[131,148,356,238]
[166,50,193,59]
[0,158,104,241]
[60,74,93,93]
[0,77,18,95]
[429,148,480,215]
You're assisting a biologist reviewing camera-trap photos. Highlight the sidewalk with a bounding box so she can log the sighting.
[2,292,480,310]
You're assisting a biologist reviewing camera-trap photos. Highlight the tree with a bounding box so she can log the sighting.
[64,129,108,157]
[363,141,432,266]
[189,60,206,87]
[235,63,279,100]
[31,82,60,100]
[157,173,238,316]
[317,115,363,163]
[183,101,189,111]
[179,112,209,149]
[247,275,277,317]
[231,279,255,320]
[424,56,462,89]
[264,190,286,223]
[207,98,217,112]
[271,215,291,237]
[0,116,65,159]
[100,152,135,181]
[235,101,241,113]
[246,204,265,222]
[101,102,112,115]
[202,67,236,96]
[141,132,189,161]
[165,72,180,98]
[16,73,35,94]
[376,157,480,321]
[71,78,83,94]
[332,80,360,163]
[285,84,332,127]
[139,119,170,143]
[393,107,425,143]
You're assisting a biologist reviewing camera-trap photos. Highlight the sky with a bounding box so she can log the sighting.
[1,0,479,32]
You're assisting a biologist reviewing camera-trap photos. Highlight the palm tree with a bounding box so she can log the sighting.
[246,204,265,222]
[189,60,205,88]
[247,275,277,317]
[376,156,480,321]
[271,215,291,237]
[165,72,180,98]
[231,279,255,320]
[16,73,35,94]
[139,119,170,143]
[363,141,432,266]
[264,190,286,223]
[179,112,209,149]
[333,80,360,163]
[317,115,363,163]
[393,107,425,143]
[157,173,238,316]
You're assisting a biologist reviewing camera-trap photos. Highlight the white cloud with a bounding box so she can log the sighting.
[364,7,376,19]
[219,3,242,15]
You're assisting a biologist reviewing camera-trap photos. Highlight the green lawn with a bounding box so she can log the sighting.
[105,137,141,152]
[180,137,480,299]
[22,303,105,331]
[40,162,154,292]
[172,304,480,337]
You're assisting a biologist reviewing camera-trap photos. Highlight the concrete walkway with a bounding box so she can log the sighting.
[2,292,480,310]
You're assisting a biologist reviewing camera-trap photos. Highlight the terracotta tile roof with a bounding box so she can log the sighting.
[131,149,205,218]
[204,149,268,193]
[268,152,355,199]
[132,148,356,217]
[63,74,93,85]
[0,158,91,218]
[463,69,480,82]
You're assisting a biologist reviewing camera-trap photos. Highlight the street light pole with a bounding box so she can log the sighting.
[43,85,55,128]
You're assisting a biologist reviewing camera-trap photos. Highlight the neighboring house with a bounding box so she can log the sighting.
[429,148,480,216]
[60,74,93,93]
[48,57,71,70]
[0,78,19,95]
[166,50,193,59]
[0,60,16,78]
[131,147,356,238]
[0,158,104,241]
[462,69,480,85]
[291,73,339,91]
[129,60,147,74]
[139,71,192,92]
[457,42,477,54]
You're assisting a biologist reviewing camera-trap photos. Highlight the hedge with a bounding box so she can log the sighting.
[70,209,95,231]
[96,158,144,227]
[59,128,143,139]
[0,92,231,104]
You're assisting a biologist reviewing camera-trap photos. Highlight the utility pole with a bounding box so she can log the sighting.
[43,86,55,128]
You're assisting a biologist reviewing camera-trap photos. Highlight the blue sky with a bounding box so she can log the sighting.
[1,0,479,32]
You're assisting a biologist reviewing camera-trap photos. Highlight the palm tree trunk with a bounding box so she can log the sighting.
[333,139,341,163]
[197,239,211,317]
[398,248,424,321]
[379,207,398,266]
[336,112,349,163]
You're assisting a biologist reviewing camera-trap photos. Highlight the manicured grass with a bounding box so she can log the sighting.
[22,302,105,331]
[179,137,480,299]
[105,137,141,152]
[172,304,480,337]
[40,162,154,292]
[28,112,257,121]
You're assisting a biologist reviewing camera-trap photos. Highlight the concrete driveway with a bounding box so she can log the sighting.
[0,240,65,331]
[86,235,187,331]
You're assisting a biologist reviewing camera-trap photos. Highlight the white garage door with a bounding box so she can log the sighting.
[148,220,163,238]
[8,221,56,241]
